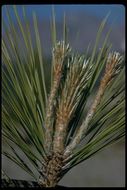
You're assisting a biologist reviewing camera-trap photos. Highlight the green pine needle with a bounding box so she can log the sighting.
[2,5,125,187]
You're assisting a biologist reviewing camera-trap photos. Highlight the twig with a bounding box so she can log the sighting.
[45,41,70,154]
[64,52,123,157]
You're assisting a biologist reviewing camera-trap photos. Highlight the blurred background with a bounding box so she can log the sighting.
[2,4,125,187]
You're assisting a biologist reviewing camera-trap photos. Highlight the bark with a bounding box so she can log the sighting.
[38,152,64,187]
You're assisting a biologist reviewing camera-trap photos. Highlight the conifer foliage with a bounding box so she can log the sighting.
[2,6,125,187]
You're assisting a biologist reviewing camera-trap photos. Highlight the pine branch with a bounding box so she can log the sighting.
[53,56,92,154]
[2,6,125,187]
[44,42,71,155]
[64,52,123,157]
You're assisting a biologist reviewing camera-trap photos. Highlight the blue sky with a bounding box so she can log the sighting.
[2,4,125,25]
